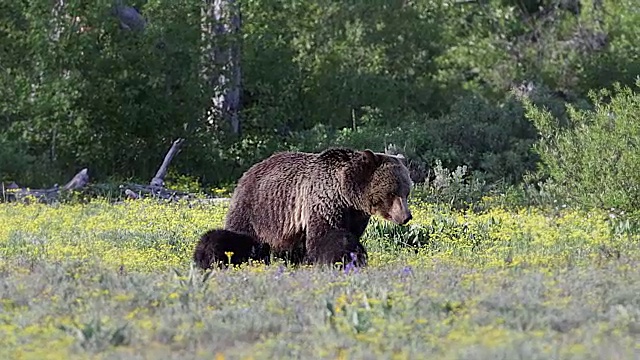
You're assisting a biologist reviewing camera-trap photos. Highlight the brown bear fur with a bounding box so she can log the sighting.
[193,147,413,269]
[305,229,368,268]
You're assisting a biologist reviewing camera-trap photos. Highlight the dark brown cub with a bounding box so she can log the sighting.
[193,229,271,269]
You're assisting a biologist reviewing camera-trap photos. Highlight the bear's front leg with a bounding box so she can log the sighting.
[304,221,368,268]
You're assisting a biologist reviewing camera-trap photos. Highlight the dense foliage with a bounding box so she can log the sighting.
[1,0,639,211]
[525,81,640,211]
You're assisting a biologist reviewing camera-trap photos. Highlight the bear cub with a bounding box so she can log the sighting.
[193,229,270,269]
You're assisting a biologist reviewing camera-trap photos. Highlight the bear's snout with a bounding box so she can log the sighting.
[389,196,412,225]
[394,211,412,225]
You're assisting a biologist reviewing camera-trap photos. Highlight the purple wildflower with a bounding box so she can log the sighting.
[401,266,413,278]
[275,264,285,279]
[343,252,359,275]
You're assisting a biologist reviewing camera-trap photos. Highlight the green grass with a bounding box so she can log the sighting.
[1,198,639,359]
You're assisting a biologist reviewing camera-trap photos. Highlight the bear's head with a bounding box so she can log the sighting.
[349,149,413,225]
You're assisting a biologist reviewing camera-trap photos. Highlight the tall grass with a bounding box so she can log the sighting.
[1,198,639,359]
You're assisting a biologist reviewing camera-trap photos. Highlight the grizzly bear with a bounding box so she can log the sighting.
[193,147,413,269]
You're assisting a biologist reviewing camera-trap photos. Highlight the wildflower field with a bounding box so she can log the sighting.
[1,198,639,359]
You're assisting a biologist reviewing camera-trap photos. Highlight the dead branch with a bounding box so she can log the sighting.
[2,168,89,204]
[150,138,184,187]
[1,138,230,205]
[63,168,89,190]
[120,182,190,201]
[120,138,193,201]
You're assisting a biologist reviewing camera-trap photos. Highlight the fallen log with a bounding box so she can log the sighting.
[1,168,90,204]
[1,138,230,204]
[120,138,190,201]
[121,182,190,201]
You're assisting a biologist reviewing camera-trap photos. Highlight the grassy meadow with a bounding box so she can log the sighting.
[1,197,639,359]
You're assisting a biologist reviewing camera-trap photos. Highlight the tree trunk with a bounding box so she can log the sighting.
[201,0,242,136]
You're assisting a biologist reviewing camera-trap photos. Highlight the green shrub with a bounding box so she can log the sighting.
[286,88,569,186]
[524,81,640,210]
[0,135,57,187]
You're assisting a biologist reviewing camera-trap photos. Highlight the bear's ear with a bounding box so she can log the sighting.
[362,149,381,167]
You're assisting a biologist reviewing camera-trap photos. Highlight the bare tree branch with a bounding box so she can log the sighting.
[63,168,89,190]
[2,168,90,203]
[151,138,185,187]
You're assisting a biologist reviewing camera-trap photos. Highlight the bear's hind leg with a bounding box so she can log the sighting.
[304,229,368,268]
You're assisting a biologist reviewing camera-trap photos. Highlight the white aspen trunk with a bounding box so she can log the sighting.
[201,0,242,135]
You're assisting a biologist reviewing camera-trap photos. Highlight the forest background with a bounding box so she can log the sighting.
[1,0,639,211]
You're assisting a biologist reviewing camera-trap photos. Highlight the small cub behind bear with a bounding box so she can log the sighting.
[193,229,270,269]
